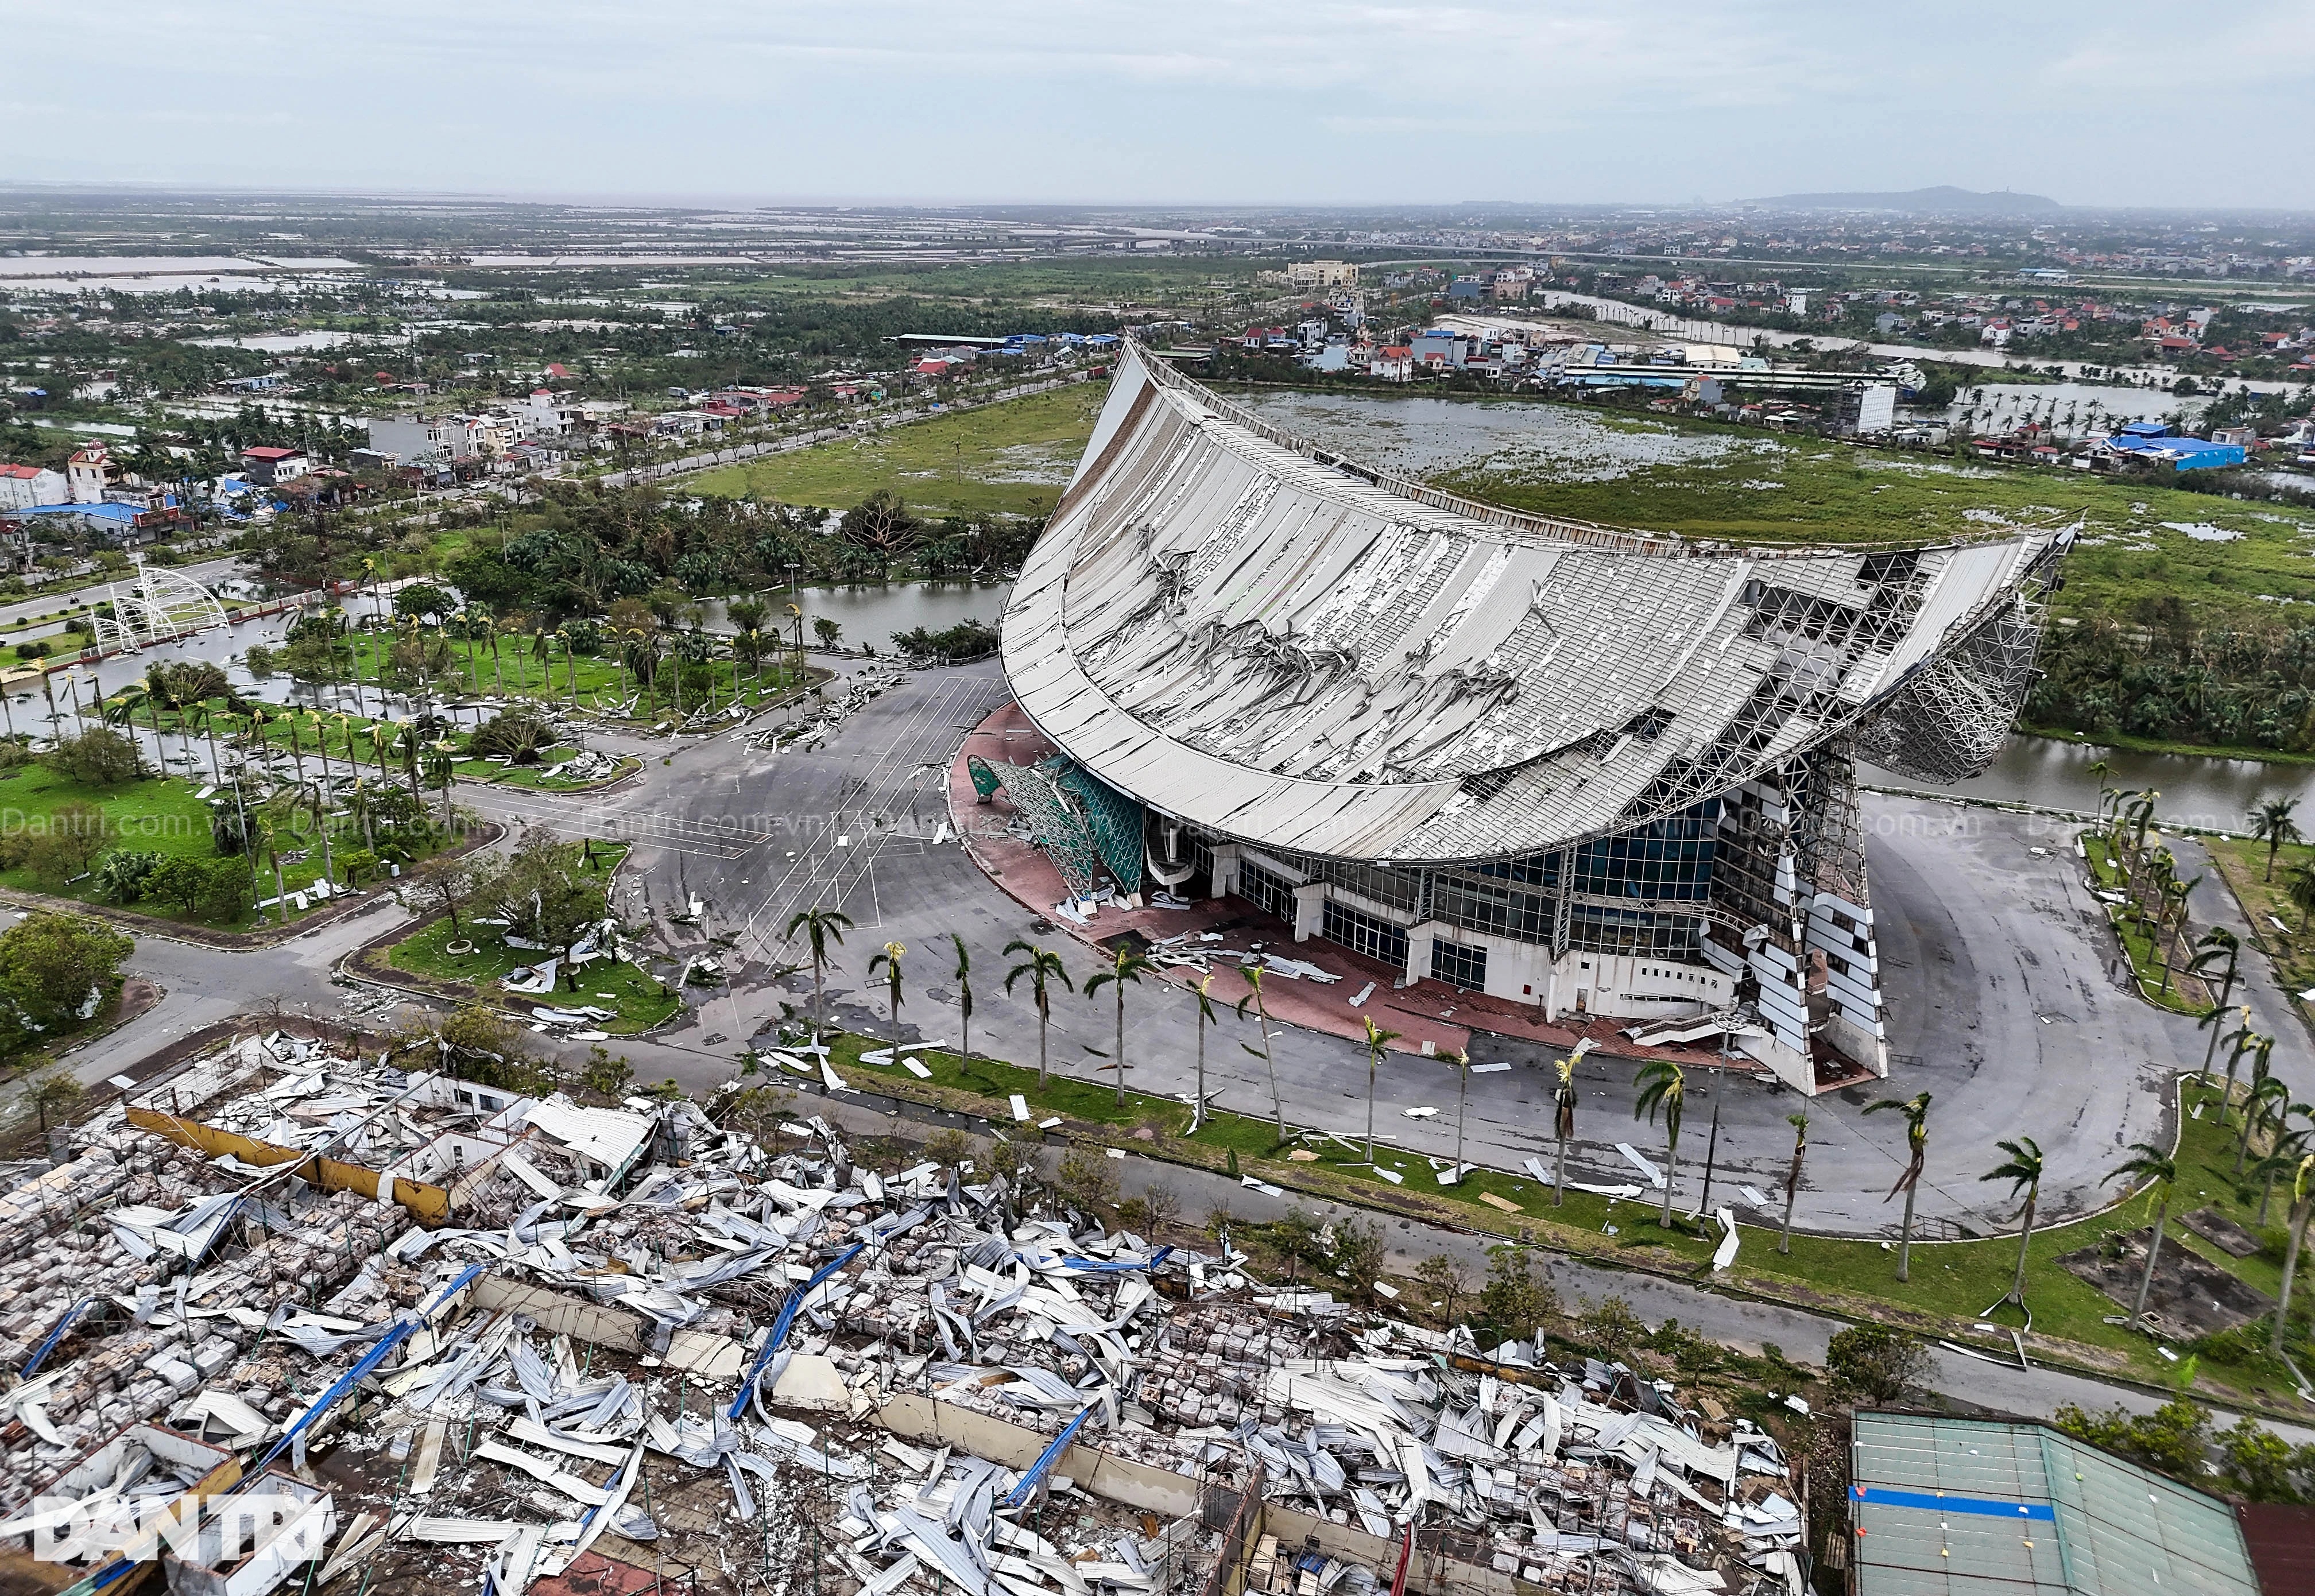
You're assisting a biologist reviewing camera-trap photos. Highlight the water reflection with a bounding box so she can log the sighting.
[1867,734,2312,833]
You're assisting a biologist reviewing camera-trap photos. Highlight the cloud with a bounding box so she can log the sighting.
[2,1,2308,206]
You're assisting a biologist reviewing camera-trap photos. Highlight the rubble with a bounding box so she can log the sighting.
[0,1022,1803,1596]
[748,664,907,753]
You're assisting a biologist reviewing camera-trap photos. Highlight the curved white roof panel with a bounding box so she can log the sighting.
[1003,344,2058,863]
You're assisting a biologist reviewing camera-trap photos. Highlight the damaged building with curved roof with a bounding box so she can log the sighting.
[999,344,2064,1093]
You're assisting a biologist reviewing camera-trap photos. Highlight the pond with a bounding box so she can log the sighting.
[699,579,1012,652]
[1924,379,2209,440]
[1865,734,2314,834]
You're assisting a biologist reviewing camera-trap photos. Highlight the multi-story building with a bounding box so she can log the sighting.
[0,464,69,511]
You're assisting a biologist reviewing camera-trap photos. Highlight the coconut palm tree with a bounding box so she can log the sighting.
[2273,1154,2315,1356]
[867,941,905,1043]
[2288,859,2315,942]
[2151,868,2200,994]
[784,905,853,1030]
[1864,1091,1934,1282]
[1357,1016,1403,1168]
[1981,1137,2046,1315]
[1002,940,1073,1088]
[1778,1113,1809,1255]
[2190,928,2242,1073]
[1633,1059,1686,1230]
[2217,1014,2261,1128]
[2251,795,2302,880]
[2087,758,2112,823]
[2250,1118,2312,1227]
[1236,967,1286,1141]
[2111,1140,2176,1324]
[1551,1041,1592,1208]
[949,933,974,1068]
[1085,944,1157,1107]
[1190,974,1218,1134]
[2122,790,2159,870]
[2239,1043,2282,1177]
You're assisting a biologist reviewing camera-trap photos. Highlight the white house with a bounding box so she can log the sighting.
[0,463,69,511]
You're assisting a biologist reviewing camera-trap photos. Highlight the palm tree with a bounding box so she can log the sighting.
[2190,928,2242,1072]
[2289,858,2315,942]
[1084,944,1156,1107]
[1190,974,1219,1134]
[2217,1013,2260,1128]
[1864,1091,1933,1282]
[2154,870,2200,995]
[1778,1113,1809,1254]
[950,933,974,1068]
[1357,1016,1403,1167]
[2274,1154,2315,1356]
[1552,1045,1588,1208]
[2238,1042,2282,1177]
[1633,1059,1686,1229]
[2122,790,2159,875]
[1236,968,1285,1141]
[867,941,905,1043]
[1002,940,1073,1088]
[2087,758,2112,824]
[2111,1140,2176,1324]
[784,906,853,1030]
[2250,1118,2311,1227]
[1981,1137,2046,1314]
[2251,795,2302,880]
[1449,1048,1474,1178]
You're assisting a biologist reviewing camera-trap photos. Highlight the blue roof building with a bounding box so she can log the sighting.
[2104,429,2247,472]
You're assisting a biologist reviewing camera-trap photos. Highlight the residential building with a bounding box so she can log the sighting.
[1286,260,1358,289]
[239,446,310,485]
[0,464,69,511]
[66,443,129,505]
[1370,346,1414,382]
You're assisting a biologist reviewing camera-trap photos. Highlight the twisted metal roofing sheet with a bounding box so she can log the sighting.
[1003,344,2058,862]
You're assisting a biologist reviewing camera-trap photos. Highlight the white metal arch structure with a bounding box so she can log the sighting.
[93,555,230,654]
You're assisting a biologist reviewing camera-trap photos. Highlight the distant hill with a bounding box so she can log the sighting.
[1744,185,2062,215]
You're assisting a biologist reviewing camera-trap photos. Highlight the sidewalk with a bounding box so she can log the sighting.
[951,703,1739,1071]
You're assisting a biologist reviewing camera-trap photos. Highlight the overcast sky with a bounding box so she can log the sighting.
[6,1,2311,211]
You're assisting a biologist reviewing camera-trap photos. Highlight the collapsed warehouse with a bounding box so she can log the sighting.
[0,1026,1809,1596]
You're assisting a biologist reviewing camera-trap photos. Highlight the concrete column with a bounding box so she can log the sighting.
[1209,845,1240,902]
[1291,882,1326,943]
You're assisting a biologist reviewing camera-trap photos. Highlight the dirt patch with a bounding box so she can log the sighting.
[2057,1226,2274,1338]
[2181,1206,2264,1258]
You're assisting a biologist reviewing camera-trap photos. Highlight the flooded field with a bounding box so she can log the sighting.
[1235,389,1769,482]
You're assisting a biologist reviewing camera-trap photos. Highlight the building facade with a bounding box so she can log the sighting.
[998,344,2061,1093]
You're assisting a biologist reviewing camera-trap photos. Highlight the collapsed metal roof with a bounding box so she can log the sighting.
[1002,343,2063,863]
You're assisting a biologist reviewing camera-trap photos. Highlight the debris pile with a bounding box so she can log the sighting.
[749,664,905,753]
[0,1021,1801,1596]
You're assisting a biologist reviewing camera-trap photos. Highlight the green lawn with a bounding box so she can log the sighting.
[690,386,1104,517]
[803,1029,2310,1401]
[0,763,391,931]
[145,698,642,792]
[386,846,682,1033]
[1417,405,2315,631]
[330,634,803,727]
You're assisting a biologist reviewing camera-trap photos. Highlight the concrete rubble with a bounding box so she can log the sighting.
[0,1025,1804,1596]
